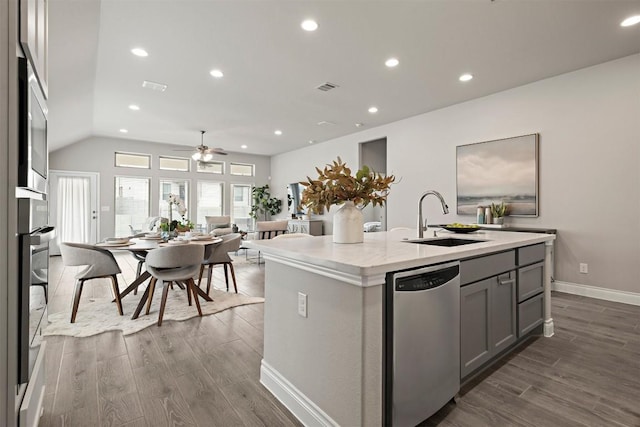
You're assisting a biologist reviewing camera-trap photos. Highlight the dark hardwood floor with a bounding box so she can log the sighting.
[42,252,640,426]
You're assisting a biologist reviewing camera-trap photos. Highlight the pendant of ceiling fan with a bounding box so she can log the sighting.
[172,130,228,161]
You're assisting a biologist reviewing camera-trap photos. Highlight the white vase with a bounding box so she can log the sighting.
[333,201,364,244]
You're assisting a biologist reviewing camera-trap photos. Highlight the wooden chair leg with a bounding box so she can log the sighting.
[223,264,230,292]
[197,264,205,287]
[157,282,171,326]
[188,279,203,317]
[70,279,85,323]
[206,264,213,295]
[145,278,157,315]
[134,261,143,295]
[174,281,185,290]
[185,280,192,306]
[228,262,238,293]
[110,275,124,315]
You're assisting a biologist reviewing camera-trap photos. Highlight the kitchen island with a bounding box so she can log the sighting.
[244,229,555,426]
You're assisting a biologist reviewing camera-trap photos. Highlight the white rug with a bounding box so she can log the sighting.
[44,288,264,337]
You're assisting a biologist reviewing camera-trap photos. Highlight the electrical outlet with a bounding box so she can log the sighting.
[579,263,588,274]
[298,292,308,318]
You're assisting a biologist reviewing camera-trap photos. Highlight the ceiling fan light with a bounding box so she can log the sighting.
[192,152,201,161]
[203,153,213,162]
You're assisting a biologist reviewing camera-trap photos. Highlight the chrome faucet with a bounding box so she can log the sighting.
[418,190,449,238]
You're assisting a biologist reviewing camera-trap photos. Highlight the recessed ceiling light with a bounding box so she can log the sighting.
[368,106,378,114]
[301,19,318,32]
[459,73,473,82]
[131,48,148,57]
[355,123,364,128]
[274,130,283,135]
[210,69,224,78]
[621,15,640,27]
[241,144,248,149]
[385,58,399,68]
[119,129,128,133]
[128,104,140,111]
[308,140,315,144]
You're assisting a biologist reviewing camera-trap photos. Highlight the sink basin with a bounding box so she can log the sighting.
[406,238,485,247]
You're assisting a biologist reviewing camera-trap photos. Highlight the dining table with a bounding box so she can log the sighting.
[95,236,223,319]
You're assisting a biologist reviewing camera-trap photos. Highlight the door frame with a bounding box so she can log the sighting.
[48,170,100,255]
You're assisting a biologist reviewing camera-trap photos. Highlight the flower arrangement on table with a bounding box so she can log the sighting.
[160,193,194,232]
[299,157,396,214]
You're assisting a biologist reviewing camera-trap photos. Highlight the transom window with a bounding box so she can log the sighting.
[196,161,224,174]
[229,162,254,176]
[115,152,151,169]
[159,156,190,172]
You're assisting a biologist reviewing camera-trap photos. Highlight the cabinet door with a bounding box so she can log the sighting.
[518,262,544,302]
[21,0,48,94]
[460,277,492,378]
[491,271,517,355]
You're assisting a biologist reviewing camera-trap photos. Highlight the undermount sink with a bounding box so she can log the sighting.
[406,238,485,247]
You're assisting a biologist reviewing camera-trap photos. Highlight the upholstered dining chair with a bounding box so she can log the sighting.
[143,244,205,326]
[198,233,242,294]
[256,220,289,239]
[59,242,124,323]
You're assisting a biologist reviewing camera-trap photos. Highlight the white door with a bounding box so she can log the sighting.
[49,170,99,255]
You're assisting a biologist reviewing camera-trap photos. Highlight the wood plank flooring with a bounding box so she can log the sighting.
[42,252,640,426]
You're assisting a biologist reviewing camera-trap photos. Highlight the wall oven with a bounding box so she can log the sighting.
[18,56,48,195]
[17,198,54,384]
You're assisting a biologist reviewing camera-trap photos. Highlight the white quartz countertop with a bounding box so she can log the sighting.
[243,228,555,280]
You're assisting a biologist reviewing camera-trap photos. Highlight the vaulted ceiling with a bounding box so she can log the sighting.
[48,0,640,155]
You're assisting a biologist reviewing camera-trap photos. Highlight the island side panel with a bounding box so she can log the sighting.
[261,259,383,426]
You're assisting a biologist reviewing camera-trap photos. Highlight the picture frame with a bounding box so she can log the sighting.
[456,133,539,217]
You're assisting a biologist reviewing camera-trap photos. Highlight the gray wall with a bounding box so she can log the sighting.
[270,54,640,295]
[50,136,272,240]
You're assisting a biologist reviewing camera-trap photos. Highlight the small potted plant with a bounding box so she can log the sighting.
[490,202,507,225]
[300,157,395,243]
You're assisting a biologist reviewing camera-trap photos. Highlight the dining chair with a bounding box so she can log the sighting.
[198,233,242,294]
[59,242,124,323]
[143,244,205,326]
[256,220,289,239]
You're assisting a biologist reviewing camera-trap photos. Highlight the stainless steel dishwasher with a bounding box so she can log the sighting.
[383,261,460,426]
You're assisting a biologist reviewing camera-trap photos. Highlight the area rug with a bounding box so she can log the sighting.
[43,288,264,337]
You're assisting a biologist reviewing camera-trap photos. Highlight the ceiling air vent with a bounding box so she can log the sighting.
[316,82,339,92]
[142,80,168,92]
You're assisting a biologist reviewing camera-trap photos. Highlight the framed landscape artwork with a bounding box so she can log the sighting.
[456,133,539,217]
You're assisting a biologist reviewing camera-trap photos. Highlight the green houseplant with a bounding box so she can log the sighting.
[490,202,507,224]
[300,157,395,243]
[249,185,282,221]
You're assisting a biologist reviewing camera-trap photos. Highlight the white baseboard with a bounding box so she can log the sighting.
[260,361,339,427]
[552,281,640,306]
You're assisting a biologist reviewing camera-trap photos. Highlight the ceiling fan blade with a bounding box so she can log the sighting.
[203,147,228,155]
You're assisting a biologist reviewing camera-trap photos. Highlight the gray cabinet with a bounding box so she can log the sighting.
[516,244,545,337]
[288,219,323,236]
[460,271,516,379]
[20,0,48,95]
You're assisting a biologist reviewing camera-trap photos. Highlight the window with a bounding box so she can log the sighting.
[115,176,150,237]
[231,184,253,230]
[159,179,189,222]
[159,156,190,172]
[229,162,254,176]
[196,181,224,229]
[196,161,224,174]
[115,152,151,169]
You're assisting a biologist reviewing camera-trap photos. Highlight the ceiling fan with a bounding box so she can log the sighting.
[174,130,228,162]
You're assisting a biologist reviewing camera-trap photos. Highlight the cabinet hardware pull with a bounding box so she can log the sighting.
[499,278,515,286]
